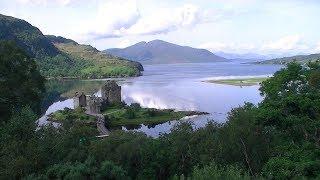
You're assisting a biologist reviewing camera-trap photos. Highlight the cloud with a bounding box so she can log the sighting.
[13,0,241,41]
[314,42,320,53]
[199,42,256,53]
[81,2,216,40]
[199,35,318,55]
[261,35,308,52]
[120,4,207,36]
[17,0,74,6]
[80,0,140,40]
[116,39,132,48]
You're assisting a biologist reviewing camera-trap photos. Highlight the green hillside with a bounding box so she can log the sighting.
[0,14,59,58]
[52,41,143,78]
[0,14,143,79]
[257,53,320,65]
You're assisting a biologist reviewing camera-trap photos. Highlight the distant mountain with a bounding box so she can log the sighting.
[105,40,226,64]
[0,14,143,78]
[215,52,270,60]
[257,53,320,65]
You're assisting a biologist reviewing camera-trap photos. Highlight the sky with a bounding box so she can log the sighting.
[1,0,320,56]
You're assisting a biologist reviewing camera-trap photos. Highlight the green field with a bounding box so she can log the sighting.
[48,107,96,125]
[103,104,189,127]
[206,77,269,86]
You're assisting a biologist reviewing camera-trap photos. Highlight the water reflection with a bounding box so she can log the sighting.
[40,62,282,137]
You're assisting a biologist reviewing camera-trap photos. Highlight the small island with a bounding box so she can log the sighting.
[204,77,269,86]
[102,103,207,127]
[48,80,208,136]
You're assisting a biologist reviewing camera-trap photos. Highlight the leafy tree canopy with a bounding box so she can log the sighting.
[0,40,45,122]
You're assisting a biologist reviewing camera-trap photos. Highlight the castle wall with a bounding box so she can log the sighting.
[73,97,79,109]
[87,96,102,114]
[101,80,121,104]
[73,93,87,109]
[73,81,121,114]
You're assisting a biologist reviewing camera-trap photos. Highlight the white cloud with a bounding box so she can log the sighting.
[56,0,73,6]
[199,35,318,55]
[199,42,256,53]
[17,0,73,6]
[116,39,132,48]
[81,2,215,40]
[314,42,320,53]
[11,0,242,42]
[261,35,308,52]
[80,0,140,40]
[121,4,204,36]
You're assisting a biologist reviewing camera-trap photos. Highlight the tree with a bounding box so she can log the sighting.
[191,162,250,180]
[0,107,38,178]
[97,161,128,180]
[0,40,45,122]
[258,62,320,178]
[259,62,320,143]
[217,103,271,175]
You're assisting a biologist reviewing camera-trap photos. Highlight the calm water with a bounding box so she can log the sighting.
[39,62,282,137]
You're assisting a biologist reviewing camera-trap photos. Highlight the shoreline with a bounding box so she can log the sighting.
[45,73,142,81]
[203,77,269,86]
[47,107,209,130]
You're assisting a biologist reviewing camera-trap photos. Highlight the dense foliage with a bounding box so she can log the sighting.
[258,62,320,178]
[0,40,45,122]
[1,60,320,179]
[0,14,59,58]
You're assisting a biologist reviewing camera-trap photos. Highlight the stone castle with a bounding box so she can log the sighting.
[73,80,121,114]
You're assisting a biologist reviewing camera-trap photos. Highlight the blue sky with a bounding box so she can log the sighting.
[1,0,320,55]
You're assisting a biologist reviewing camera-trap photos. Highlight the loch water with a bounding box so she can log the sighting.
[40,61,282,137]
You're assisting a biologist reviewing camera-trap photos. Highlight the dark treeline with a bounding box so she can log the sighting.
[1,40,320,179]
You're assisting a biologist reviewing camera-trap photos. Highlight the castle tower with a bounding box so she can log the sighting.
[73,92,87,109]
[87,95,102,114]
[101,80,121,104]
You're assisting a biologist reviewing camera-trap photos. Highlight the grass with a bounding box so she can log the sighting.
[206,77,269,86]
[49,107,96,125]
[81,65,138,78]
[102,103,189,127]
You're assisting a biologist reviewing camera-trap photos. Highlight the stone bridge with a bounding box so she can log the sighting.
[86,111,110,137]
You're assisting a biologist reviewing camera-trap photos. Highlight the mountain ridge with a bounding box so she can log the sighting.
[0,14,60,58]
[105,39,226,64]
[257,53,320,64]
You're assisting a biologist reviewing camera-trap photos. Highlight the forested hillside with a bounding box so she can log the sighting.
[257,53,320,64]
[46,37,143,78]
[0,14,143,78]
[0,14,59,58]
